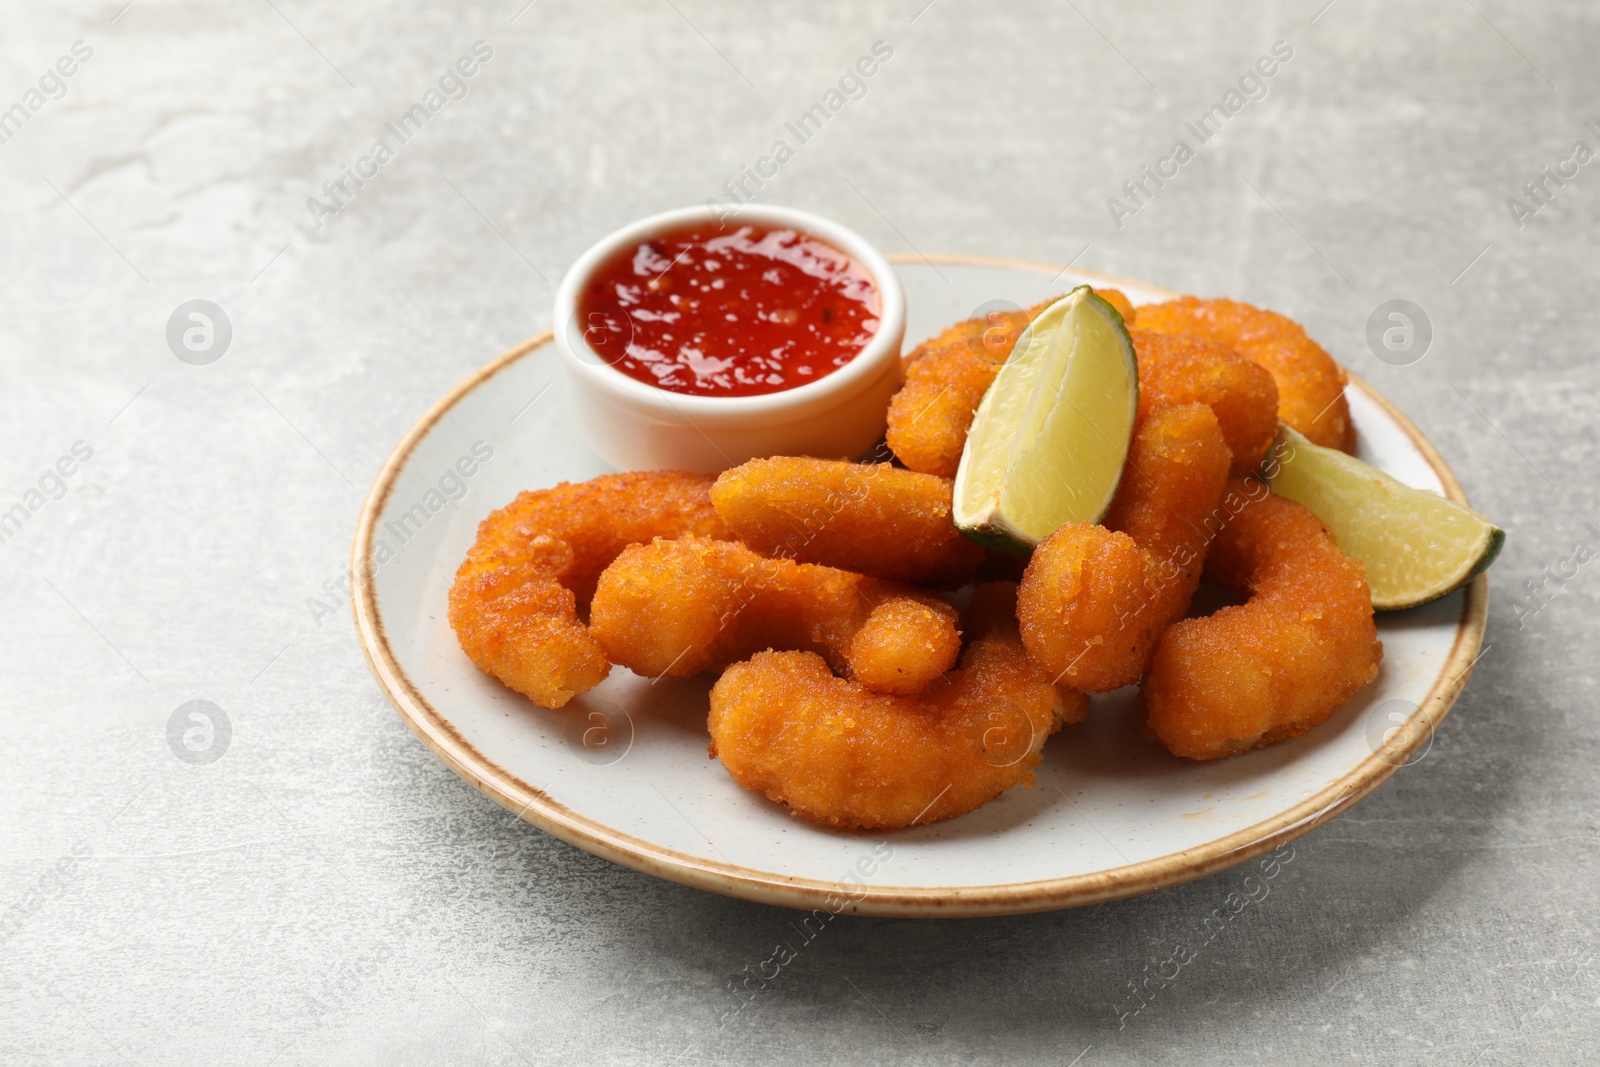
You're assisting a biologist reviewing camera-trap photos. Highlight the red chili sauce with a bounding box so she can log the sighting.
[575,222,881,397]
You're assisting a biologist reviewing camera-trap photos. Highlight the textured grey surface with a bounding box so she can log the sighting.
[1,1,1596,1064]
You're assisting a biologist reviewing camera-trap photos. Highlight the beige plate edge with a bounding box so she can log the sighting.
[350,256,1488,919]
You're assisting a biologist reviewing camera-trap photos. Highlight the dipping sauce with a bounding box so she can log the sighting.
[574,222,881,397]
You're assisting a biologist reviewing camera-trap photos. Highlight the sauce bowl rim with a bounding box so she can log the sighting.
[552,203,907,420]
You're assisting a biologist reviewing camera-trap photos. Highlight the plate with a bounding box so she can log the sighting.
[352,256,1486,917]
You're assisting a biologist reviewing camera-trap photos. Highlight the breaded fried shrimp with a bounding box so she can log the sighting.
[885,342,1009,477]
[707,583,1089,830]
[448,472,728,709]
[1132,329,1279,475]
[1135,297,1355,451]
[589,537,960,694]
[710,457,983,587]
[1143,483,1383,760]
[1018,404,1231,691]
[848,598,965,695]
[886,289,1134,476]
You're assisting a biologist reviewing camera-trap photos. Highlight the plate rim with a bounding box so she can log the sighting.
[351,257,1488,918]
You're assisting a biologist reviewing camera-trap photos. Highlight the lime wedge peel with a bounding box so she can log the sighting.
[952,287,1140,556]
[1266,425,1504,610]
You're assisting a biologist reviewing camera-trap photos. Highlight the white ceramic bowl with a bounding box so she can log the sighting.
[552,204,907,473]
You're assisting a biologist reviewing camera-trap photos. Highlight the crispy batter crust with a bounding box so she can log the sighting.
[1143,483,1382,760]
[590,536,960,694]
[1018,404,1232,691]
[707,583,1089,830]
[1135,297,1355,452]
[447,472,728,708]
[711,456,983,587]
[885,289,1134,476]
[1132,329,1279,476]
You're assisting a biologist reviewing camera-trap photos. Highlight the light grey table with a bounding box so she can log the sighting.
[2,2,1595,1064]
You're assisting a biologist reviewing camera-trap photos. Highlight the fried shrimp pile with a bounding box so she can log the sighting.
[446,280,1394,834]
[885,289,1136,477]
[707,583,1090,830]
[589,537,962,695]
[1018,403,1232,691]
[710,456,984,587]
[1135,297,1354,451]
[1143,482,1382,760]
[1132,329,1279,476]
[448,471,728,708]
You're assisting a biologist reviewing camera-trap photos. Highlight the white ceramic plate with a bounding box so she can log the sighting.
[353,256,1486,917]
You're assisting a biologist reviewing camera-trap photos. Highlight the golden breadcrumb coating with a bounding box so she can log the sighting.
[1132,329,1279,476]
[711,456,983,587]
[1143,483,1382,760]
[1135,297,1355,452]
[885,289,1135,477]
[1018,404,1231,691]
[707,583,1089,830]
[589,536,960,694]
[447,471,727,708]
[848,598,966,695]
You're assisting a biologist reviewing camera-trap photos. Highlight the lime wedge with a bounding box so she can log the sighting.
[952,287,1139,555]
[1267,425,1504,610]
